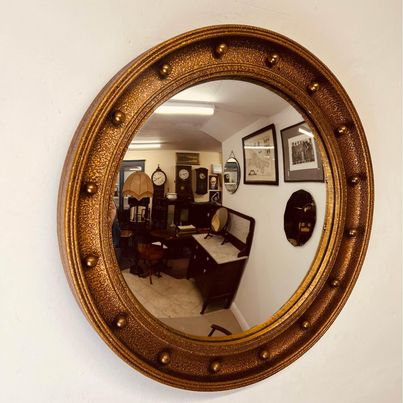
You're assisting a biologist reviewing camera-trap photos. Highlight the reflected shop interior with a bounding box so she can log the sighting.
[111,80,326,338]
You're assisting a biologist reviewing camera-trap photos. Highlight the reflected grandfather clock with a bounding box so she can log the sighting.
[195,167,208,194]
[151,165,167,229]
[175,165,193,200]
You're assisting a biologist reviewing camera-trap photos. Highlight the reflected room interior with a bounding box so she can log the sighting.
[111,80,326,337]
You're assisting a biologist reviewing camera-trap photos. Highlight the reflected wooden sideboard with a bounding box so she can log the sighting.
[188,208,255,314]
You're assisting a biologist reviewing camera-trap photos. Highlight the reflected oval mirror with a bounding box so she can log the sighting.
[284,189,317,246]
[223,156,241,193]
[115,80,326,337]
[58,25,374,391]
[211,207,229,233]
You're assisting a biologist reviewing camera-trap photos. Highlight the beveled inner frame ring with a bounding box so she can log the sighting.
[58,25,373,391]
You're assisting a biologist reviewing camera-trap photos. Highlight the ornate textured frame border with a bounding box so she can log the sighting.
[58,25,374,391]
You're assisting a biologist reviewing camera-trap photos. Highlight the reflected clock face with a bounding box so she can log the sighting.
[152,170,166,186]
[179,169,190,180]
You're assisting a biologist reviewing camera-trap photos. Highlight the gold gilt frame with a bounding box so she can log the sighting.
[58,25,374,391]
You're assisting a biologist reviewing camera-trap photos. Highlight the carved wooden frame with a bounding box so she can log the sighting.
[58,25,374,391]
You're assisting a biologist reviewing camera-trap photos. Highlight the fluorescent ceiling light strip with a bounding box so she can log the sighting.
[298,127,314,137]
[129,143,161,149]
[155,102,215,116]
[131,140,161,144]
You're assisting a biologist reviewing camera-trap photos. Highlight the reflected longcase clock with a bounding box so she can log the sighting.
[195,167,208,194]
[175,165,193,200]
[151,165,167,229]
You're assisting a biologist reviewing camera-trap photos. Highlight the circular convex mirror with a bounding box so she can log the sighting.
[284,190,317,246]
[223,155,241,193]
[58,25,374,391]
[117,79,326,337]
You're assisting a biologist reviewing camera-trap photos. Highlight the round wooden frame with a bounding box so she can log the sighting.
[58,25,374,391]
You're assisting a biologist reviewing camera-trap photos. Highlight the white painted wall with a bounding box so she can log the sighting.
[124,149,222,202]
[0,1,400,402]
[223,105,326,327]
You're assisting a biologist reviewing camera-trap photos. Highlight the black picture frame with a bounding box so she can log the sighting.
[280,121,324,182]
[242,124,278,185]
[209,190,222,204]
[209,174,219,190]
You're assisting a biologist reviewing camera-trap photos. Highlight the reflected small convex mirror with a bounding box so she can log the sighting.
[284,190,316,246]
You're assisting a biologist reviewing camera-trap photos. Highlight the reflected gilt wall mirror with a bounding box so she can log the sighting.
[58,25,373,391]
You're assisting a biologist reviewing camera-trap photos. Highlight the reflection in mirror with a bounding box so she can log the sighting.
[223,154,241,193]
[205,206,229,239]
[211,207,228,233]
[111,80,327,337]
[284,190,316,246]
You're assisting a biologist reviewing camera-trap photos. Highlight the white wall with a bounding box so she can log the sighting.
[223,105,326,327]
[124,149,222,202]
[0,1,400,402]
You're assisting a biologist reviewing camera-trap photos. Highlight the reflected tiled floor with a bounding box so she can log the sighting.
[122,270,203,318]
[122,270,243,336]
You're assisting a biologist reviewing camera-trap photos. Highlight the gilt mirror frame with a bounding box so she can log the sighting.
[58,25,373,391]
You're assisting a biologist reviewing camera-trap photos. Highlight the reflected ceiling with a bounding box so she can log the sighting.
[137,80,290,151]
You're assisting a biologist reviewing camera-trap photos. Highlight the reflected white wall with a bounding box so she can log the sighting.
[223,105,326,327]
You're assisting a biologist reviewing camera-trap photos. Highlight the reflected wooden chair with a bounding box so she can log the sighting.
[119,229,133,257]
[208,324,232,337]
[136,243,166,284]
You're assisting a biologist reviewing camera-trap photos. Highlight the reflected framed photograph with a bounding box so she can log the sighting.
[242,124,278,185]
[209,190,222,204]
[280,121,324,182]
[209,174,219,190]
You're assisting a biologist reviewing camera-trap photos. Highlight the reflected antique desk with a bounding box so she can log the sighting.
[188,208,255,314]
[150,228,208,259]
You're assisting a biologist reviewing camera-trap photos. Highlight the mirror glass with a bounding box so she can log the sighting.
[111,80,327,337]
[211,207,228,233]
[223,156,240,193]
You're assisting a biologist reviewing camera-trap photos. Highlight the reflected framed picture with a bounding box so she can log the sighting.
[176,152,200,165]
[209,190,222,204]
[209,174,219,190]
[242,124,278,185]
[280,121,324,182]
